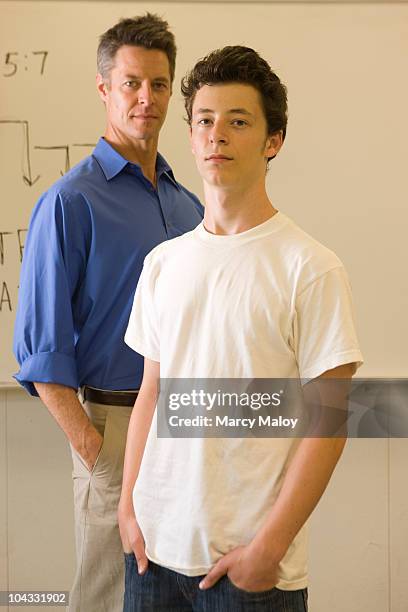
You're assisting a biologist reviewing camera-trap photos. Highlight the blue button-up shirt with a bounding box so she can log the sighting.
[13,138,203,396]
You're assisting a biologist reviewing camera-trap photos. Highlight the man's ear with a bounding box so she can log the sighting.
[96,73,109,103]
[265,131,284,159]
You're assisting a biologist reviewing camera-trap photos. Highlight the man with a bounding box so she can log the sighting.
[13,14,203,612]
[119,46,363,611]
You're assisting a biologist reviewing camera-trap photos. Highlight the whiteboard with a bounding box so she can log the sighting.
[1,1,407,384]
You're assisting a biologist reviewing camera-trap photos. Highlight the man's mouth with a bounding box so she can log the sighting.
[205,154,233,161]
[132,114,158,119]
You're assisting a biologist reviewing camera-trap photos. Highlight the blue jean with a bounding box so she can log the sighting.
[123,554,308,612]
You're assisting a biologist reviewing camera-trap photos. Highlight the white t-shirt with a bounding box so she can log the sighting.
[125,211,363,589]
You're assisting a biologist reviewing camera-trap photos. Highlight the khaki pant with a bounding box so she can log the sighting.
[69,399,132,612]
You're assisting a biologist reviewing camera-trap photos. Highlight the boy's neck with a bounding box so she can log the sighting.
[202,182,278,236]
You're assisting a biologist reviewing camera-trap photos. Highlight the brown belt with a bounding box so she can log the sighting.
[83,386,139,407]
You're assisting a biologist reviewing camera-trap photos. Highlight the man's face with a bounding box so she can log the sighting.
[97,45,172,146]
[190,83,282,190]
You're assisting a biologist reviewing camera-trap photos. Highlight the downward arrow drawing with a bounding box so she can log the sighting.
[0,120,40,186]
[35,145,70,176]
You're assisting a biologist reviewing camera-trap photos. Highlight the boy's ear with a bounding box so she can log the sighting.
[265,131,284,159]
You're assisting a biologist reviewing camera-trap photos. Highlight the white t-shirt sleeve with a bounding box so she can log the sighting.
[124,256,160,362]
[294,265,363,379]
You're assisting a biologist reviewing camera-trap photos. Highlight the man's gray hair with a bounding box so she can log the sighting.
[97,14,177,83]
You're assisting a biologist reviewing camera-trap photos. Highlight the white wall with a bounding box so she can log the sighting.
[0,388,75,612]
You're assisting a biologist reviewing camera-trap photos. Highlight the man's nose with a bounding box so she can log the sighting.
[137,82,154,105]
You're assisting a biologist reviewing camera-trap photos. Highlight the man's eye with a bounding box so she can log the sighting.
[232,119,247,126]
[198,118,211,125]
[153,82,167,90]
[124,81,137,87]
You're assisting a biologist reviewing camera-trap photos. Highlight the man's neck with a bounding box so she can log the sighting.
[202,183,278,236]
[103,133,158,187]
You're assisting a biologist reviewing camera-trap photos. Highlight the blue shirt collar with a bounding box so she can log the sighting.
[92,137,179,189]
[93,138,127,180]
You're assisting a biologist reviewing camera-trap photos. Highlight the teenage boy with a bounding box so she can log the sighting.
[119,46,363,611]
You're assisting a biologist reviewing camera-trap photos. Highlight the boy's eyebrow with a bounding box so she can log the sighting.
[228,108,253,116]
[195,108,215,114]
[195,107,254,117]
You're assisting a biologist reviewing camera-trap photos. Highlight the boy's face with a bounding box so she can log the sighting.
[190,83,282,190]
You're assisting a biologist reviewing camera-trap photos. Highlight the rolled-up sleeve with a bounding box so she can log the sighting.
[13,188,89,396]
